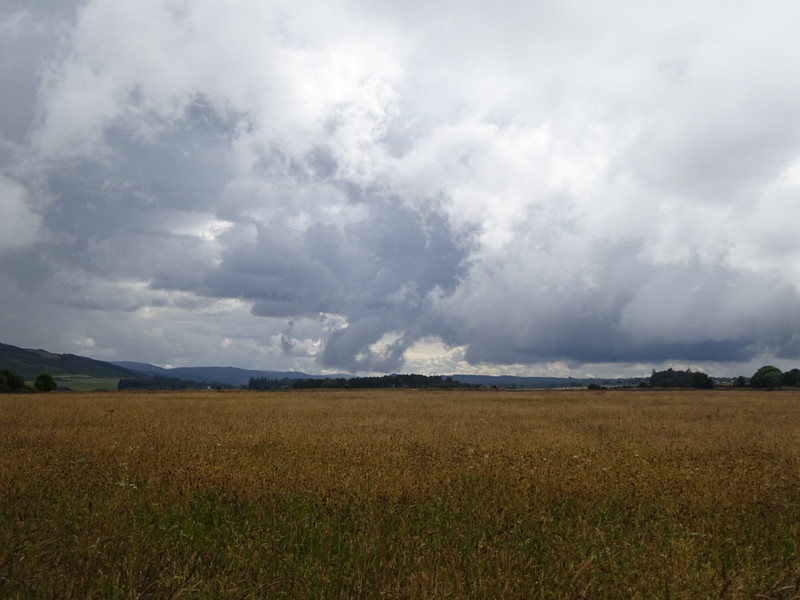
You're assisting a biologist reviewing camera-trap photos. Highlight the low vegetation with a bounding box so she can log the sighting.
[1,388,799,598]
[649,368,714,389]
[0,369,60,393]
[751,365,800,389]
[247,373,470,390]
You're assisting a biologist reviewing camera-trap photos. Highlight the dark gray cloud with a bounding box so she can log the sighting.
[2,0,800,377]
[167,198,469,371]
[441,244,800,367]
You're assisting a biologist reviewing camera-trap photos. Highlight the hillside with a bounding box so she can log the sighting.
[113,362,340,387]
[0,342,140,380]
[2,341,652,390]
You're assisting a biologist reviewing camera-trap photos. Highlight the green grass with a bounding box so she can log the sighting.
[53,375,121,391]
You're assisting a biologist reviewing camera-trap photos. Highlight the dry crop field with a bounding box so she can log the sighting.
[1,388,800,599]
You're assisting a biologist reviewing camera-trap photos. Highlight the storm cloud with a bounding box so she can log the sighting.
[3,0,800,376]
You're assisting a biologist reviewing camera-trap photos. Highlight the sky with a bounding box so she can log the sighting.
[2,0,800,378]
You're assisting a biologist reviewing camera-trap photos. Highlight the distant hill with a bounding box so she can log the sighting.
[112,361,341,387]
[1,341,651,390]
[0,342,140,380]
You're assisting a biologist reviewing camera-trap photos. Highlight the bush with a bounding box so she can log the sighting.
[750,366,783,389]
[691,372,714,389]
[781,368,800,387]
[0,369,25,393]
[34,372,57,392]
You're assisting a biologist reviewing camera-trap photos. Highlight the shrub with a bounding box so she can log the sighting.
[0,369,25,393]
[691,372,714,389]
[750,366,783,389]
[34,372,57,392]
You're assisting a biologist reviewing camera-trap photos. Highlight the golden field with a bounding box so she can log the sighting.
[1,388,799,599]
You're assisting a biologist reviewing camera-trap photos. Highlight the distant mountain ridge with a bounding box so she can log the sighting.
[112,361,340,387]
[2,341,648,389]
[0,342,139,380]
[0,343,337,387]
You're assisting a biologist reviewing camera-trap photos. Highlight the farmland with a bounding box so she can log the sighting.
[1,389,799,598]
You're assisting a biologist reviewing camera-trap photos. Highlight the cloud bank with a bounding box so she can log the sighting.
[3,0,800,376]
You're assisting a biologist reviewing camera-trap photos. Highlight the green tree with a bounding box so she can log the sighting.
[781,368,800,387]
[0,369,25,392]
[750,365,783,389]
[650,368,694,388]
[691,372,714,389]
[34,372,57,392]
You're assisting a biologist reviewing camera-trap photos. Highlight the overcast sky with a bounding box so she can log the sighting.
[2,0,800,377]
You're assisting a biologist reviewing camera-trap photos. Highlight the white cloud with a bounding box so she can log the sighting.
[3,0,800,376]
[0,9,28,40]
[0,174,41,254]
[32,0,406,169]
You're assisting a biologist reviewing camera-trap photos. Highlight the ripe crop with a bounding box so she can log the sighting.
[1,388,799,598]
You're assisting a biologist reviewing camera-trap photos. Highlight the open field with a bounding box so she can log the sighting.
[52,375,121,392]
[1,388,799,599]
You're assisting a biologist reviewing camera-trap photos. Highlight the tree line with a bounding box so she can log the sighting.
[3,365,798,393]
[748,365,800,389]
[649,365,800,390]
[0,369,57,393]
[649,368,714,389]
[248,374,473,391]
